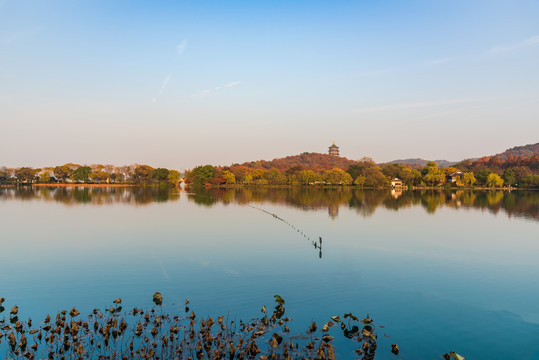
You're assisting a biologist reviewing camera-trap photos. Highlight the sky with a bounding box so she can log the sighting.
[1,0,538,170]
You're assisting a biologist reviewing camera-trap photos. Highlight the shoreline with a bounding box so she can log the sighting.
[1,183,136,187]
[0,183,534,191]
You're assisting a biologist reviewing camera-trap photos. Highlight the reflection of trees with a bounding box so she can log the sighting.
[382,191,414,211]
[0,186,181,206]
[195,188,538,221]
[487,191,504,206]
[420,190,447,214]
[1,186,537,221]
[187,191,217,207]
[349,190,388,217]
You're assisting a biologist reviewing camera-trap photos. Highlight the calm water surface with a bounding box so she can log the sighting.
[1,186,538,359]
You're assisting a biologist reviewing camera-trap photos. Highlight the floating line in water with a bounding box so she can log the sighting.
[247,204,323,258]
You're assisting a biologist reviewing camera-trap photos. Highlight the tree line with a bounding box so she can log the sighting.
[2,152,537,189]
[186,156,539,189]
[0,164,182,185]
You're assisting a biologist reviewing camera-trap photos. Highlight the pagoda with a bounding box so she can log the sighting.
[328,140,339,156]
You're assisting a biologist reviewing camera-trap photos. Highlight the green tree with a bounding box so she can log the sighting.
[54,163,79,183]
[71,166,92,183]
[347,164,365,180]
[39,171,52,183]
[475,168,492,185]
[486,173,503,188]
[152,168,170,182]
[520,175,539,188]
[502,168,516,186]
[187,165,216,186]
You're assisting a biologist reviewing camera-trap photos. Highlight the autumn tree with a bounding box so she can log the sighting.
[39,171,52,183]
[363,167,387,188]
[381,164,402,179]
[263,168,286,185]
[323,168,352,185]
[512,166,531,184]
[353,175,366,187]
[89,171,109,183]
[15,167,40,182]
[487,173,503,188]
[54,163,79,183]
[167,170,182,185]
[422,162,445,186]
[463,172,476,186]
[411,169,422,186]
[133,165,155,183]
[221,170,236,184]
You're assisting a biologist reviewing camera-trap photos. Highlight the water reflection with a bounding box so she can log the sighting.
[1,186,537,221]
[196,188,539,222]
[0,186,180,206]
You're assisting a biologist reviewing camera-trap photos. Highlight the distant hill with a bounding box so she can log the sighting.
[490,143,539,161]
[386,158,457,168]
[387,143,538,168]
[238,152,358,171]
[233,143,538,172]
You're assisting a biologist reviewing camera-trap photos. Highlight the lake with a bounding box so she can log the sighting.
[1,186,538,359]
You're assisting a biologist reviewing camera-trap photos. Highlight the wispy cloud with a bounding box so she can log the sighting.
[177,40,188,56]
[416,106,483,120]
[224,81,241,88]
[152,75,171,103]
[490,35,539,53]
[351,98,476,114]
[190,80,242,98]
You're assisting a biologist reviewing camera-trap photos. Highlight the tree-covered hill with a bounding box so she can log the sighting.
[238,152,359,171]
[491,143,539,161]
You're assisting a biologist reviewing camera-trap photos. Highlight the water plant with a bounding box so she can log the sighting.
[0,293,380,359]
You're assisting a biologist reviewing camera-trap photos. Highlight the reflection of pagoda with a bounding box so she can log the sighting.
[328,140,339,156]
[328,204,339,224]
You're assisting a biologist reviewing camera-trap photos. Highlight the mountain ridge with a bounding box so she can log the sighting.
[234,143,538,171]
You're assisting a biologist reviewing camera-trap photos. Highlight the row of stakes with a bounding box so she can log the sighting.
[248,205,323,258]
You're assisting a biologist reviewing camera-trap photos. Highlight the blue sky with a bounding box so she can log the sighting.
[1,0,538,170]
